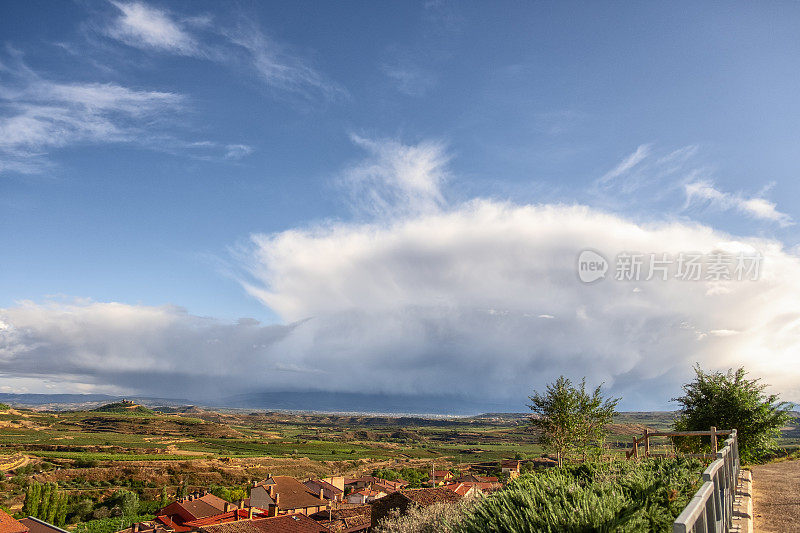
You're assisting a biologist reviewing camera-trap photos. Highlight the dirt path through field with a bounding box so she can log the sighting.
[752,459,800,532]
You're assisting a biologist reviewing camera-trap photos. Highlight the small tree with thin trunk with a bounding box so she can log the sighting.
[527,376,581,467]
[576,379,620,461]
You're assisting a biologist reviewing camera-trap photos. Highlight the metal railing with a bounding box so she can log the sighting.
[673,429,740,533]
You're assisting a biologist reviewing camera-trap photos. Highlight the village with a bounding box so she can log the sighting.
[0,460,529,533]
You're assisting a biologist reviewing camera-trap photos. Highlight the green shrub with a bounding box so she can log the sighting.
[672,366,793,463]
[73,514,154,533]
[458,458,703,533]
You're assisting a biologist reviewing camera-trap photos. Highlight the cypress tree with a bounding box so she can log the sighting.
[38,482,52,520]
[46,484,59,524]
[55,493,68,527]
[23,481,41,517]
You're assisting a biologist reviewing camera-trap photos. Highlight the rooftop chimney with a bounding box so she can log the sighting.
[319,487,325,500]
[224,503,230,513]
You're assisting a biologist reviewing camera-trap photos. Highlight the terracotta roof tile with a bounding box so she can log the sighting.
[0,510,27,533]
[199,514,329,533]
[267,477,327,511]
[18,518,68,533]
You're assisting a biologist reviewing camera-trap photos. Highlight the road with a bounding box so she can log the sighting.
[752,459,800,532]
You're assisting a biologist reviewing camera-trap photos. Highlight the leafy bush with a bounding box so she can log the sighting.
[458,458,703,533]
[375,499,478,533]
[73,514,154,533]
[672,366,793,463]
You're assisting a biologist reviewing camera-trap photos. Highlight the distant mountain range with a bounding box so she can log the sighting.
[2,392,796,420]
[0,391,517,415]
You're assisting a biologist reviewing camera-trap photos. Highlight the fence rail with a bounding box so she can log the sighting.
[672,429,740,533]
[625,427,732,460]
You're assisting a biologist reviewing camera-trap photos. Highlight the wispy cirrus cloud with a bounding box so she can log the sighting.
[100,1,344,101]
[0,54,252,174]
[104,1,200,56]
[598,143,652,184]
[382,60,435,97]
[341,135,450,217]
[0,56,183,173]
[684,181,793,227]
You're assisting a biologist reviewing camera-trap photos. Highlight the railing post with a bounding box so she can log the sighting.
[644,428,650,458]
[710,426,717,456]
[633,436,639,459]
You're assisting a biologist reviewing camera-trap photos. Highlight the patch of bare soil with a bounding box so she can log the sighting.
[752,459,800,532]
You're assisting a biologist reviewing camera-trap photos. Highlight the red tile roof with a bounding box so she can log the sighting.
[370,488,463,528]
[442,481,501,496]
[398,487,463,506]
[184,509,270,527]
[157,493,236,524]
[303,480,342,496]
[309,506,370,532]
[198,514,329,533]
[256,477,327,511]
[18,518,68,533]
[0,510,27,533]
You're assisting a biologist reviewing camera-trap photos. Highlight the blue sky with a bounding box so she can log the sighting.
[1,1,799,410]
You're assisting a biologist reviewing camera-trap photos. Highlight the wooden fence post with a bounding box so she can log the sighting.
[633,436,639,459]
[710,426,717,456]
[644,428,650,458]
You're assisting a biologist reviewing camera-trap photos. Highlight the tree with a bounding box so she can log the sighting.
[23,481,42,517]
[54,494,68,527]
[672,365,793,463]
[39,483,53,520]
[159,487,170,508]
[528,376,619,466]
[45,488,58,524]
[575,379,620,460]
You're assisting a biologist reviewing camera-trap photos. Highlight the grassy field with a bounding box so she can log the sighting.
[0,402,795,513]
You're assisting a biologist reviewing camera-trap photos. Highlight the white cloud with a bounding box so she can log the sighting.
[101,2,343,100]
[598,144,651,184]
[224,144,254,160]
[684,181,793,226]
[4,201,800,408]
[235,200,800,407]
[106,1,199,56]
[3,137,799,410]
[341,135,450,217]
[591,143,700,204]
[0,57,252,173]
[0,63,183,172]
[382,62,435,97]
[223,24,345,101]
